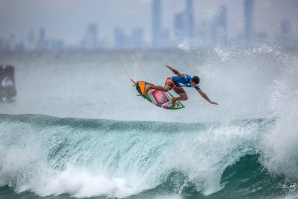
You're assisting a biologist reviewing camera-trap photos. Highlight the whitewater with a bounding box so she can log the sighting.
[0,47,298,199]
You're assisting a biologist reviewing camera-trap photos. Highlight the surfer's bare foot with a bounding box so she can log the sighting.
[143,85,150,96]
[171,98,176,107]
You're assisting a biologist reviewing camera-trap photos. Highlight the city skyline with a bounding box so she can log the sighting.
[0,0,298,50]
[152,0,162,48]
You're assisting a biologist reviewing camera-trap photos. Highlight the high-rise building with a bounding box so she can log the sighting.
[114,27,146,49]
[174,12,188,42]
[219,5,228,45]
[197,20,207,46]
[152,0,162,48]
[280,19,292,37]
[244,0,254,44]
[114,27,126,49]
[186,0,194,41]
[84,23,98,49]
[174,0,195,45]
[132,28,144,49]
[36,28,47,50]
[0,39,3,50]
[277,19,293,46]
[27,30,35,50]
[210,5,228,46]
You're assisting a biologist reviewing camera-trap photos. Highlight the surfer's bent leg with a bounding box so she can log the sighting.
[172,87,188,107]
[143,77,173,95]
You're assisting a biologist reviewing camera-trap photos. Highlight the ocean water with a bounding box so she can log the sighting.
[0,47,298,199]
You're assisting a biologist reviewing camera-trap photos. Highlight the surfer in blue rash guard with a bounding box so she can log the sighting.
[143,65,218,107]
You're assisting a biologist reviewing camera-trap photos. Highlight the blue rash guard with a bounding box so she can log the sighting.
[171,74,200,91]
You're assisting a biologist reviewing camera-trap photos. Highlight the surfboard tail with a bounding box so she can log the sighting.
[130,79,136,84]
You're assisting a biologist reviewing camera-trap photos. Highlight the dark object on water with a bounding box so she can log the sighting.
[0,65,17,101]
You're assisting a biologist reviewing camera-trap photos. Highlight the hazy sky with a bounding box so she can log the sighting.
[0,0,297,46]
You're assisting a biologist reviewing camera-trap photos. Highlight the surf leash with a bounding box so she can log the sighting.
[118,50,151,84]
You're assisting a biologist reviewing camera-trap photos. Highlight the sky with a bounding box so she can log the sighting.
[0,0,297,47]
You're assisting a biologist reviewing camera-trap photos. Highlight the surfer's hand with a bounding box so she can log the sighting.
[210,101,218,105]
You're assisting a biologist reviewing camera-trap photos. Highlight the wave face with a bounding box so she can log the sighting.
[0,114,297,199]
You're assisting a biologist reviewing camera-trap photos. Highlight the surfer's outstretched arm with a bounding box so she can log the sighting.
[198,89,218,105]
[166,65,183,78]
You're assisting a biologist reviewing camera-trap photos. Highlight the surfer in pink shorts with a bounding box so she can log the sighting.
[144,65,218,107]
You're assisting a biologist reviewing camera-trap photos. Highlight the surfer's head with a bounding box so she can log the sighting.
[190,76,200,87]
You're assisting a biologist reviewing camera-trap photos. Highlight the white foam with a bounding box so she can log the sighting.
[260,68,298,178]
[29,168,140,198]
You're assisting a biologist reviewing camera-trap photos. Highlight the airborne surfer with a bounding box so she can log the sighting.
[143,65,218,107]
